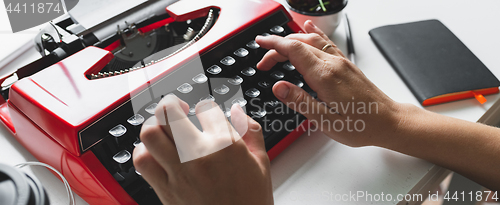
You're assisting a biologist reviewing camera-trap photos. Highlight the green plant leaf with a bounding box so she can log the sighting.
[318,0,327,12]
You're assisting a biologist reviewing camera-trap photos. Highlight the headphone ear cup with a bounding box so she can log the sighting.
[25,173,50,205]
[0,163,50,205]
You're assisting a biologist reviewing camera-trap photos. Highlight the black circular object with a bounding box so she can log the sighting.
[286,0,348,16]
[0,164,50,205]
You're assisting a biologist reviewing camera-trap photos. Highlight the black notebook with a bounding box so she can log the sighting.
[369,19,500,106]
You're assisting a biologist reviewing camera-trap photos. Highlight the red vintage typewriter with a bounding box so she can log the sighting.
[0,0,314,204]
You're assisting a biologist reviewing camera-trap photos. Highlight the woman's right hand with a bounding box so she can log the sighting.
[256,20,405,147]
[259,21,500,192]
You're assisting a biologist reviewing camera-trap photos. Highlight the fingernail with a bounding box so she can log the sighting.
[255,35,264,40]
[198,100,215,113]
[233,103,244,112]
[307,20,317,28]
[275,83,290,99]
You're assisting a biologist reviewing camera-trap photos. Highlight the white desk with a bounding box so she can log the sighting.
[1,0,499,204]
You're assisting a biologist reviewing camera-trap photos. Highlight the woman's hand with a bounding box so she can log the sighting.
[256,20,404,147]
[133,95,273,205]
[257,20,500,191]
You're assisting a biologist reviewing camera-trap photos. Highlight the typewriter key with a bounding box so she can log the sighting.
[214,84,230,95]
[109,125,127,137]
[220,56,236,66]
[200,95,216,102]
[232,97,247,107]
[127,114,145,126]
[293,79,304,88]
[251,110,267,118]
[241,67,256,77]
[228,75,243,85]
[283,62,296,71]
[245,88,261,98]
[192,73,208,84]
[246,40,260,49]
[258,81,271,88]
[177,83,194,94]
[234,48,249,57]
[270,25,285,34]
[113,150,133,172]
[145,103,158,114]
[207,65,222,75]
[271,71,285,80]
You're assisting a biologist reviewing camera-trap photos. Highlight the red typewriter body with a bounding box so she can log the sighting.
[0,0,312,204]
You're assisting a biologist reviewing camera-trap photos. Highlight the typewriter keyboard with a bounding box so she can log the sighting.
[82,11,316,204]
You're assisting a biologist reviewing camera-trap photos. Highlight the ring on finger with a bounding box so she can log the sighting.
[321,44,333,52]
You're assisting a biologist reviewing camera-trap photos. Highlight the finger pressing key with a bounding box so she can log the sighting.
[140,117,181,171]
[154,95,210,163]
[154,94,194,138]
[255,35,327,79]
[195,100,240,148]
